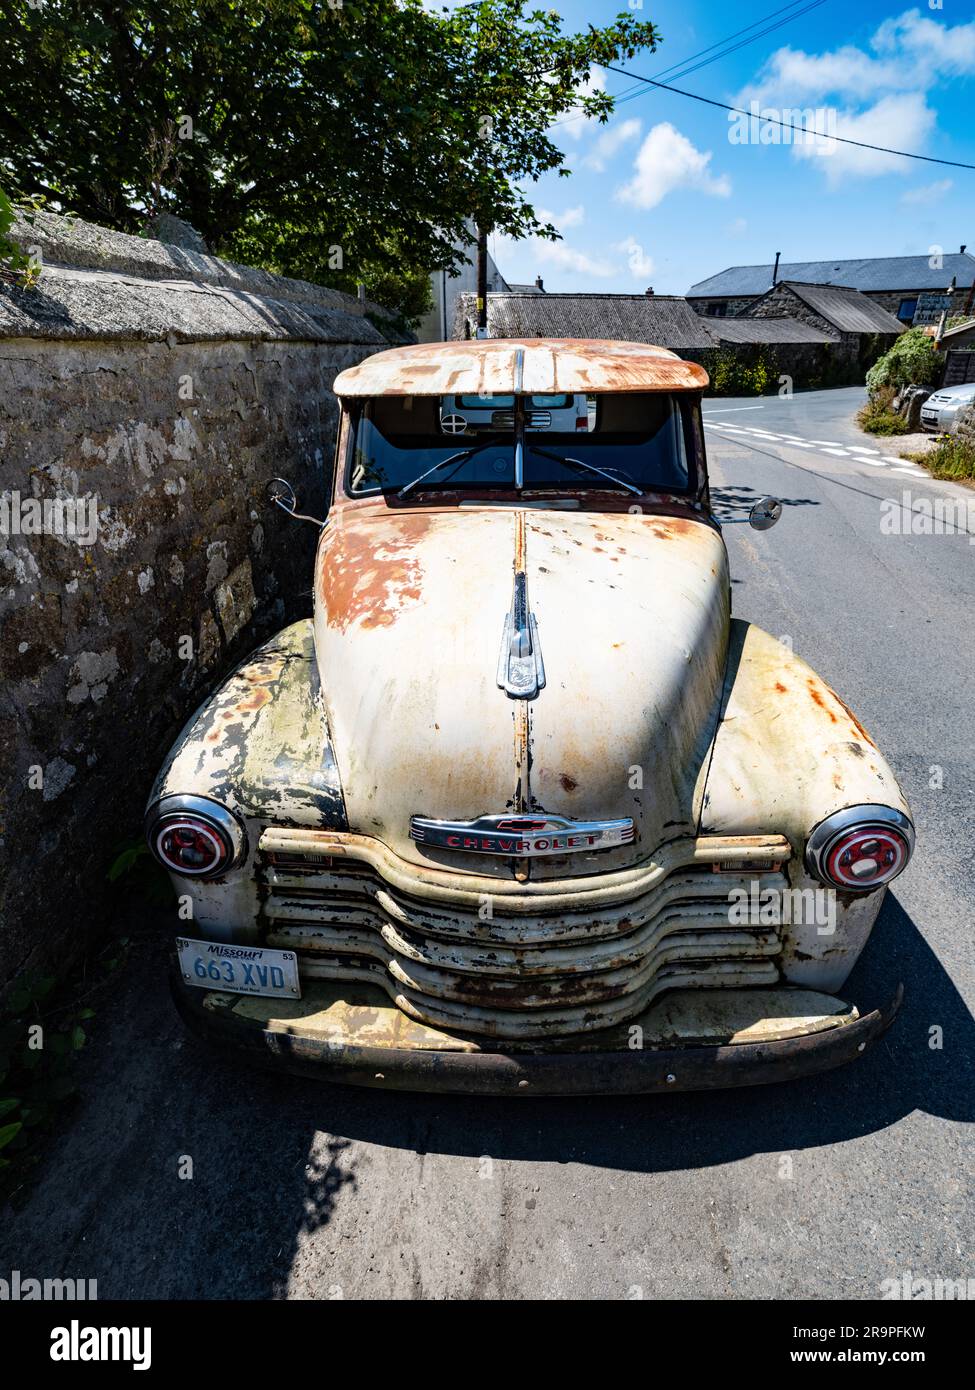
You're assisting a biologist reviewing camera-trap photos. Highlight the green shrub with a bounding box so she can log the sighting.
[866,328,942,394]
[0,973,89,1197]
[0,187,41,287]
[702,347,775,396]
[903,436,975,481]
[857,385,910,436]
[0,933,131,1199]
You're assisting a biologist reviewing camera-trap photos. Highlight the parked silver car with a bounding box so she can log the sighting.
[920,381,975,433]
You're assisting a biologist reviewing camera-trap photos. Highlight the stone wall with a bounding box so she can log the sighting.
[740,283,837,336]
[0,211,401,987]
[687,297,757,318]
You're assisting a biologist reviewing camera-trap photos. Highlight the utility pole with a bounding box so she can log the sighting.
[934,276,956,349]
[470,0,489,339]
[476,225,488,338]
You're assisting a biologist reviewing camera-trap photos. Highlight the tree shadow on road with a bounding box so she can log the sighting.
[709,482,821,525]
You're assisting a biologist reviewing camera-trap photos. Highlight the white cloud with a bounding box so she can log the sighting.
[740,44,901,104]
[493,227,617,280]
[617,123,731,209]
[582,117,643,172]
[872,10,975,82]
[727,217,748,237]
[534,240,616,277]
[792,92,936,182]
[733,9,975,182]
[738,12,975,106]
[900,178,953,204]
[615,236,654,278]
[537,204,585,231]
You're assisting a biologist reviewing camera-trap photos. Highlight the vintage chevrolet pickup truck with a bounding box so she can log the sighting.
[147,338,913,1094]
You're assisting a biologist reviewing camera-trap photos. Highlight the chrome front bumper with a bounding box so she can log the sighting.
[172,972,903,1095]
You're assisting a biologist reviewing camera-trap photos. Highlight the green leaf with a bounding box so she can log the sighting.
[0,1122,23,1151]
[0,1097,20,1118]
[71,1026,87,1051]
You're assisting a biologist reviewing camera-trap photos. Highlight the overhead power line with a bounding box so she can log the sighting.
[555,0,828,128]
[602,64,975,172]
[615,0,828,104]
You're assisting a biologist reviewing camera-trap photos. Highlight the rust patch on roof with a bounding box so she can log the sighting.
[332,337,709,398]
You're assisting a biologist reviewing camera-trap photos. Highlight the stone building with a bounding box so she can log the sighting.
[453,287,885,388]
[687,250,975,325]
[739,280,904,367]
[454,290,715,356]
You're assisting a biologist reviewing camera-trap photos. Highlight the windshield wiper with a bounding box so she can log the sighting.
[396,441,497,499]
[526,444,643,497]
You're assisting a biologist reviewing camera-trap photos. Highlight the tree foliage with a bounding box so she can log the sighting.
[0,0,660,317]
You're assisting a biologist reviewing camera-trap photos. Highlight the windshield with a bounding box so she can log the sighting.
[345,392,697,497]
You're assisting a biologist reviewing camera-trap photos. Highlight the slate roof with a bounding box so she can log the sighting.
[762,282,905,335]
[480,293,714,349]
[786,282,905,334]
[687,253,975,298]
[708,317,834,345]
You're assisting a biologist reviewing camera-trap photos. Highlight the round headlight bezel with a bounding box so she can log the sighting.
[805,804,914,894]
[146,795,246,880]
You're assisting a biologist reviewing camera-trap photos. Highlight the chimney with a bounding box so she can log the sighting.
[961,245,967,255]
[645,286,654,297]
[534,275,544,291]
[772,251,781,287]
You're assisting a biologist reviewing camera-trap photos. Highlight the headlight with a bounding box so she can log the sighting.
[146,795,246,879]
[805,805,914,893]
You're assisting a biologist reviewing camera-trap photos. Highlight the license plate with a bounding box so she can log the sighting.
[176,938,301,999]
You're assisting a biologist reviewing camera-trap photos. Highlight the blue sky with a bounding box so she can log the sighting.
[483,1,975,294]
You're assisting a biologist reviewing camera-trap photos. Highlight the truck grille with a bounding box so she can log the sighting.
[256,829,792,1040]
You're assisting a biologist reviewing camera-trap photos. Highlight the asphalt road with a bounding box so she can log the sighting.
[3,386,973,1301]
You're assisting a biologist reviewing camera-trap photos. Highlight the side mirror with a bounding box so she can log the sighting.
[265,477,325,528]
[749,497,783,531]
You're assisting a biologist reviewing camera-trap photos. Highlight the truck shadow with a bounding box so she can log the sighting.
[2,890,969,1300]
[299,889,975,1161]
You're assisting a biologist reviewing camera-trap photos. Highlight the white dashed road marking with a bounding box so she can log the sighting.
[703,421,931,480]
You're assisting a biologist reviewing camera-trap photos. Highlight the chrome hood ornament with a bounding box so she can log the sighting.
[410,813,636,858]
[497,571,545,700]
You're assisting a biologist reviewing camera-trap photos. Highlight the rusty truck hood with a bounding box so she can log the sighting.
[314,505,729,878]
